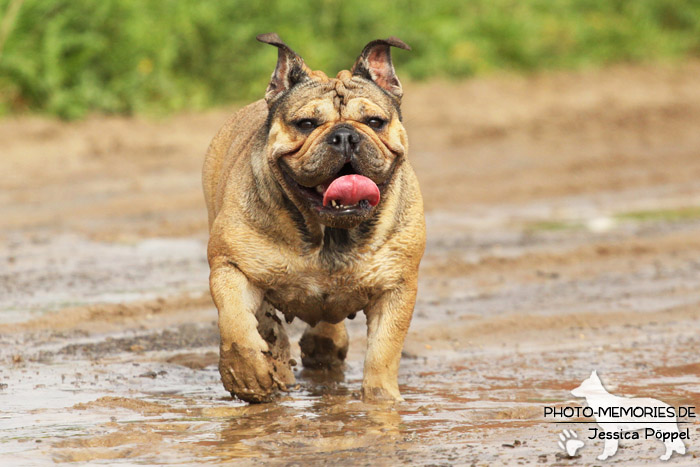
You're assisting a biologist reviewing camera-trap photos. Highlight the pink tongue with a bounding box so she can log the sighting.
[322,174,380,207]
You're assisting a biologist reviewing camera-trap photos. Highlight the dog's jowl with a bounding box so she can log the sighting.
[202,33,425,403]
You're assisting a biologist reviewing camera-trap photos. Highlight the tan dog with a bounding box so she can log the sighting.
[202,33,425,403]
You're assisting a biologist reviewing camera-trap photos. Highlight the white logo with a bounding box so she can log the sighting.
[557,429,584,456]
[570,370,687,461]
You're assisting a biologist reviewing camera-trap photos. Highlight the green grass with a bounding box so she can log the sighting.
[615,207,700,223]
[526,220,583,232]
[1,0,700,118]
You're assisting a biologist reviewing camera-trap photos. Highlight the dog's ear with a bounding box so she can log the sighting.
[257,33,311,103]
[351,37,411,99]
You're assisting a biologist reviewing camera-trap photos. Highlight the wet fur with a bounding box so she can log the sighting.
[203,35,425,403]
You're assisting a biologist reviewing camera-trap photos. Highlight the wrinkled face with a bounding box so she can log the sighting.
[266,72,408,228]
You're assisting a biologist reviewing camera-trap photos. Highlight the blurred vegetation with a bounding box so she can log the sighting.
[1,0,700,118]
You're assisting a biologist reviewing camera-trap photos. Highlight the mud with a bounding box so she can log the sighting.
[2,62,700,465]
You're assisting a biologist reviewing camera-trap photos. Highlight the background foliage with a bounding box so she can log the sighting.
[1,0,699,118]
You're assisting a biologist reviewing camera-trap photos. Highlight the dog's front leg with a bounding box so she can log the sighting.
[210,260,282,403]
[598,437,618,460]
[362,280,418,402]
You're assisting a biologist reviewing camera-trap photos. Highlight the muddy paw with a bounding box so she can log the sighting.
[361,384,403,402]
[219,343,285,403]
[299,322,349,370]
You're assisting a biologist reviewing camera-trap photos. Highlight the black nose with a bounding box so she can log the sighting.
[327,126,360,158]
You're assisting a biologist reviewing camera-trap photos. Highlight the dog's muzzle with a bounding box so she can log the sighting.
[325,124,360,161]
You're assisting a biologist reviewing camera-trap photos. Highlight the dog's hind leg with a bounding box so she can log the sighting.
[299,321,349,369]
[673,438,686,456]
[661,437,685,460]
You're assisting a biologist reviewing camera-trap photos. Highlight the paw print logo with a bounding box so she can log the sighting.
[557,429,584,456]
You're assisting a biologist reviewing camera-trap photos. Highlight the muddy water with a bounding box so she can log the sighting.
[2,210,700,465]
[3,64,700,465]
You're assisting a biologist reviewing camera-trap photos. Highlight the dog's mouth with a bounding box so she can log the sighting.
[282,162,385,218]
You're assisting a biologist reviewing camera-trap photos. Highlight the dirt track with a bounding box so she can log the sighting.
[2,62,700,465]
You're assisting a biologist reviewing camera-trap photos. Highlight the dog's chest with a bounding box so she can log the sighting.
[263,266,372,326]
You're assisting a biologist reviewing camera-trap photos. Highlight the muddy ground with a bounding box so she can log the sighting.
[2,62,700,465]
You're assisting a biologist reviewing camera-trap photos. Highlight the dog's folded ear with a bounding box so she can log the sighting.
[257,33,311,103]
[351,37,411,99]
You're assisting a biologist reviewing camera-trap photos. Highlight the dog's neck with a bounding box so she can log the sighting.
[253,159,399,257]
[583,385,614,410]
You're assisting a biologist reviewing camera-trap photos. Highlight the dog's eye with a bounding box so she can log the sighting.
[294,119,318,131]
[365,117,386,130]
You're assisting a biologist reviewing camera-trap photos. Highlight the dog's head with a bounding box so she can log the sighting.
[571,370,607,398]
[257,33,410,229]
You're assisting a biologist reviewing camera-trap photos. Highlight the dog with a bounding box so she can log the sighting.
[571,370,686,460]
[202,33,425,403]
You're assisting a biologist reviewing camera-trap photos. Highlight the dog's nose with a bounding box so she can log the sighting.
[327,126,360,158]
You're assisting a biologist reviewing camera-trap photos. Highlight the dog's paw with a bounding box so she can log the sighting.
[299,322,349,370]
[300,334,347,369]
[219,342,286,403]
[557,429,584,457]
[361,384,403,403]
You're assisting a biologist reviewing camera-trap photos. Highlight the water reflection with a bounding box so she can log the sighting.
[202,371,402,461]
